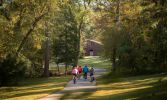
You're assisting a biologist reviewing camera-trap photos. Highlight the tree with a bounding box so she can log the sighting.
[43,22,50,77]
[0,0,52,78]
[51,0,79,75]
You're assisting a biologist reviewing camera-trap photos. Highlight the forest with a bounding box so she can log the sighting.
[0,0,167,99]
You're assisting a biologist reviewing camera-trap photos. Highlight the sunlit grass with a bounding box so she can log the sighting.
[58,56,167,100]
[49,62,73,75]
[79,56,111,69]
[50,56,111,70]
[86,73,167,100]
[0,76,71,100]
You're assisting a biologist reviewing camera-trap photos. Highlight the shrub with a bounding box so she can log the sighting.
[26,62,43,78]
[0,54,27,86]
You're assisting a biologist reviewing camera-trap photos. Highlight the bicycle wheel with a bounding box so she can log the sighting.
[90,75,94,82]
[73,76,76,84]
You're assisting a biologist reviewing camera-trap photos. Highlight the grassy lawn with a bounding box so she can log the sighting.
[49,63,72,75]
[49,56,111,71]
[64,56,167,100]
[0,76,71,100]
[85,73,167,100]
[2,56,166,100]
[68,73,167,100]
[79,56,111,69]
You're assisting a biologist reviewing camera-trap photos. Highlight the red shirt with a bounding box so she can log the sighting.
[78,67,82,73]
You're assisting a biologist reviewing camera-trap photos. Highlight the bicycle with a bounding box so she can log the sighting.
[73,74,77,84]
[83,72,87,79]
[90,74,95,82]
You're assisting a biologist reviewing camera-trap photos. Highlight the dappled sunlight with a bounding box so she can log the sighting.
[79,56,111,69]
[17,82,66,90]
[87,74,167,99]
[107,79,157,88]
[0,0,166,100]
[0,77,71,100]
[92,85,152,97]
[0,84,64,100]
[95,80,154,94]
[84,56,100,59]
[6,87,64,100]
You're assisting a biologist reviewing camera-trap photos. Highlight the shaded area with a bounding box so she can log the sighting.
[63,57,167,100]
[59,88,95,100]
[0,76,71,100]
[39,68,107,100]
[41,57,167,100]
[82,73,167,100]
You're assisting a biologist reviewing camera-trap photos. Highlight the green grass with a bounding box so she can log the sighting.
[84,73,167,100]
[79,56,111,69]
[52,56,111,100]
[64,73,167,100]
[59,56,167,100]
[49,56,111,72]
[49,62,72,75]
[2,57,166,100]
[0,76,71,100]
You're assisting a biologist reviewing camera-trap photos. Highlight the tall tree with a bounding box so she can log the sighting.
[43,22,50,77]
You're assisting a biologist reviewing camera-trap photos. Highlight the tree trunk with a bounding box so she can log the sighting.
[64,26,68,76]
[65,63,67,76]
[112,48,116,71]
[74,32,80,66]
[43,22,49,77]
[16,13,47,56]
[74,15,84,66]
[112,0,120,72]
[116,0,120,24]
[0,0,3,6]
[56,63,60,75]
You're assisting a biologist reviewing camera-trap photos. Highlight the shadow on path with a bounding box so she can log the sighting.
[39,68,107,100]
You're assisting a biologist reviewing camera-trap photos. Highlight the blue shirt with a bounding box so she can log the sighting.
[83,66,89,73]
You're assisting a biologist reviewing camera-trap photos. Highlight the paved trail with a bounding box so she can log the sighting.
[39,68,107,100]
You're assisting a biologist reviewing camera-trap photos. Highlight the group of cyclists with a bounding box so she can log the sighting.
[71,65,95,84]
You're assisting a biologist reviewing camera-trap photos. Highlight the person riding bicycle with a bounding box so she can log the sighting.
[72,66,79,84]
[83,65,89,80]
[89,67,95,82]
[77,66,82,79]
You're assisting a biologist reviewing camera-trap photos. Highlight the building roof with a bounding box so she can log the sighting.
[86,39,103,45]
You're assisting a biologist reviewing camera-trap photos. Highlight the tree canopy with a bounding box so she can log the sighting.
[0,0,167,84]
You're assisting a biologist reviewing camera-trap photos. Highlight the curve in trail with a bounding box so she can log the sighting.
[39,68,107,100]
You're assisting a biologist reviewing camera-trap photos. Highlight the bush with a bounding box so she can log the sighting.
[0,54,27,86]
[26,63,43,78]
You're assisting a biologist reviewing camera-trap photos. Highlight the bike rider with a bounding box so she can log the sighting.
[77,66,82,80]
[89,67,95,82]
[83,65,89,80]
[72,66,79,84]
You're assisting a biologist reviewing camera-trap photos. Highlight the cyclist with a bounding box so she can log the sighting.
[77,66,82,79]
[89,67,95,82]
[72,66,79,84]
[83,65,89,80]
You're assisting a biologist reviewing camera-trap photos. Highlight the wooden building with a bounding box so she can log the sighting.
[84,39,103,56]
